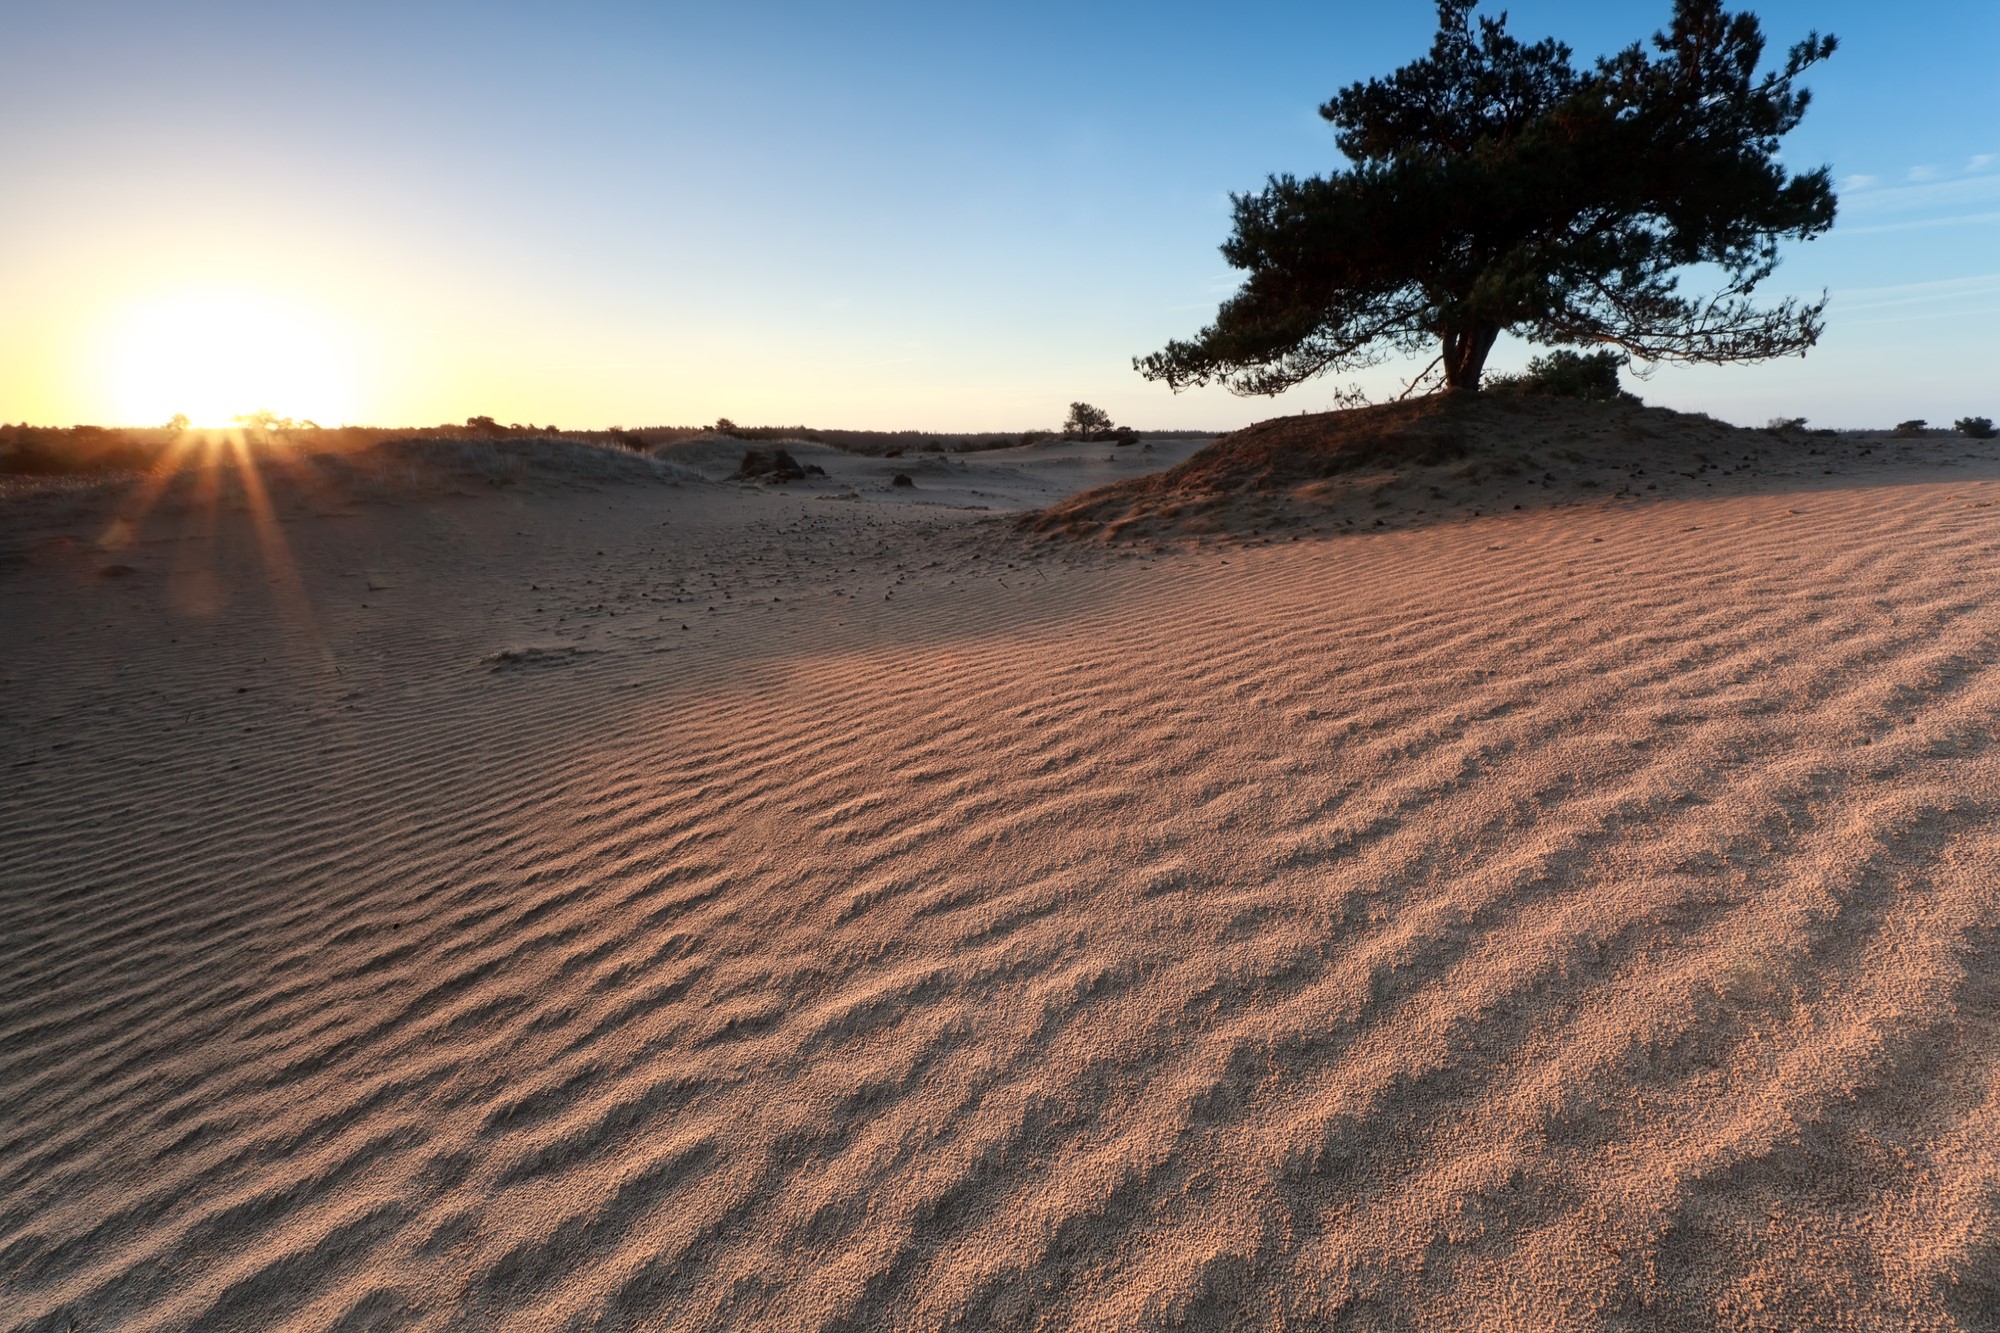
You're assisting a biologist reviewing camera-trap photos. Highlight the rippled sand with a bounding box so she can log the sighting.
[4,434,1998,1330]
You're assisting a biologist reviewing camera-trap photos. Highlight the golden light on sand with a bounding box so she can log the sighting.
[102,293,355,428]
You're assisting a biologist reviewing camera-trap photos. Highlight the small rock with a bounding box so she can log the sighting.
[891,473,914,488]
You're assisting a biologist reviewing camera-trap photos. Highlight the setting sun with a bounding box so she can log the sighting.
[101,293,355,428]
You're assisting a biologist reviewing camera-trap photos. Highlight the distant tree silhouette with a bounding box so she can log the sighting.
[164,413,192,433]
[1138,0,1838,396]
[232,410,296,437]
[1064,402,1115,439]
[1957,416,1997,440]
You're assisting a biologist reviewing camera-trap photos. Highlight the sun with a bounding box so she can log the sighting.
[104,293,355,429]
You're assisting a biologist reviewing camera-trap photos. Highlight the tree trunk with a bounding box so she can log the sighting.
[1440,325,1500,393]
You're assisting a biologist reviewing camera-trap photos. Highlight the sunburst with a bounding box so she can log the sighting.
[103,293,354,429]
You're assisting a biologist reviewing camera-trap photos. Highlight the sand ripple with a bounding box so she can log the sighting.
[4,480,1999,1329]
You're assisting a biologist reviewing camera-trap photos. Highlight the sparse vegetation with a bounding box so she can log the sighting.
[0,416,1214,476]
[0,424,155,475]
[1485,349,1640,403]
[1893,419,1927,437]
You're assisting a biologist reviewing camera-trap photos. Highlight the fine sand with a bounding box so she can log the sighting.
[3,421,1999,1331]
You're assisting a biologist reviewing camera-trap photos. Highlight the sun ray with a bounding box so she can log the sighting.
[222,432,344,682]
[99,427,206,550]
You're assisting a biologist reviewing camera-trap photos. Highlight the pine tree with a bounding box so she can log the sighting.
[1137,0,1837,396]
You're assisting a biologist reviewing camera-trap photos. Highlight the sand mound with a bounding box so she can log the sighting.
[5,450,2000,1330]
[362,436,702,489]
[1027,396,1812,542]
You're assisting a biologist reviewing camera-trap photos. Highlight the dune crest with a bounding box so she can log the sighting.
[1025,397,1980,545]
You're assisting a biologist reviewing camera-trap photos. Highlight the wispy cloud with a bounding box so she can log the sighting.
[1840,171,2000,218]
[1843,173,1880,191]
[1839,304,2000,331]
[1968,153,1996,173]
[1833,273,2000,333]
[1842,210,2000,237]
[1835,272,2000,312]
[1907,164,1939,182]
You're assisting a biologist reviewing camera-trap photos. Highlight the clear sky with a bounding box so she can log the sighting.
[3,1,1994,431]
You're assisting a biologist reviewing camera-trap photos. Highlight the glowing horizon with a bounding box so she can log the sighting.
[3,2,1996,433]
[96,292,357,430]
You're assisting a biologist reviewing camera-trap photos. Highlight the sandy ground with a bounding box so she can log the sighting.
[3,425,1999,1331]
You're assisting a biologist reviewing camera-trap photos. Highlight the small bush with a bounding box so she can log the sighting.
[1956,416,1997,440]
[1485,349,1638,403]
[1893,418,1928,437]
[1764,416,1808,434]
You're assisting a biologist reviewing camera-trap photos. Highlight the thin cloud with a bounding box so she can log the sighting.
[1968,153,1996,173]
[1907,165,1938,182]
[1835,272,2000,311]
[1841,304,2000,331]
[1840,172,2000,217]
[1842,210,2000,236]
[1843,173,1880,191]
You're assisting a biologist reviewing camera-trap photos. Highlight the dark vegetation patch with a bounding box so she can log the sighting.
[729,447,808,483]
[0,418,1216,477]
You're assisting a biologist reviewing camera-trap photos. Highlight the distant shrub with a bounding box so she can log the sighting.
[0,424,156,475]
[1764,416,1808,434]
[1956,416,1997,440]
[1485,349,1638,403]
[1063,402,1117,440]
[1893,418,1928,437]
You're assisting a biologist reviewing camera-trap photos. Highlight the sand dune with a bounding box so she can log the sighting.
[3,430,1999,1330]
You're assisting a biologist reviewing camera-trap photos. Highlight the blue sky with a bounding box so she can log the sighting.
[2,0,1994,430]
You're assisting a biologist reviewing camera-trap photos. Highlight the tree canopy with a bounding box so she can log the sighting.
[1137,0,1837,396]
[1063,402,1116,439]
